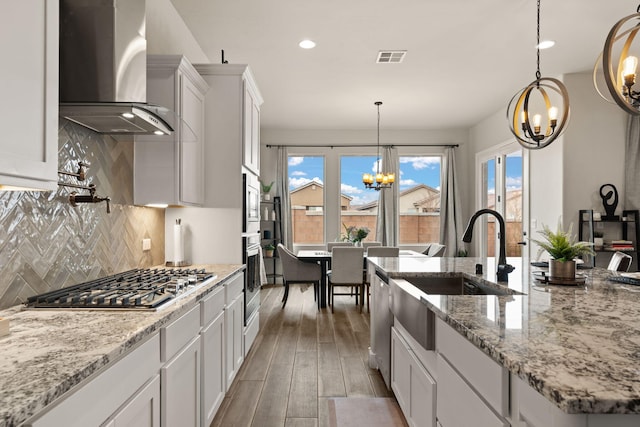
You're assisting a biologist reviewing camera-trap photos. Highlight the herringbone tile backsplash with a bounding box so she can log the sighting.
[0,120,165,309]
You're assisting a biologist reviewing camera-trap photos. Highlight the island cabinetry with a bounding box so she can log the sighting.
[135,55,208,206]
[436,318,509,427]
[26,334,161,427]
[513,374,640,427]
[225,271,245,389]
[160,304,202,427]
[391,326,437,427]
[200,284,226,426]
[0,0,58,191]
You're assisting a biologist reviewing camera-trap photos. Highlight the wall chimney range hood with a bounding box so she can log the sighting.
[59,0,173,135]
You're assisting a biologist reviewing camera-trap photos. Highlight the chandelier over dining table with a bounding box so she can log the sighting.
[362,101,395,190]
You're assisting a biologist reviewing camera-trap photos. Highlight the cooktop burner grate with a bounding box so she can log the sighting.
[25,268,216,310]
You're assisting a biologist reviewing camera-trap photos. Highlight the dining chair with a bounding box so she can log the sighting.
[327,246,365,313]
[327,241,353,251]
[607,251,632,272]
[362,241,382,251]
[426,243,446,257]
[363,246,400,311]
[277,244,321,308]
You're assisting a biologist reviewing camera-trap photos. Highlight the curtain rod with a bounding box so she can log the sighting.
[265,143,459,148]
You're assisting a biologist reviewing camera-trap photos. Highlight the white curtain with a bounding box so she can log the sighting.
[375,146,399,246]
[276,147,293,249]
[440,146,463,256]
[625,115,640,210]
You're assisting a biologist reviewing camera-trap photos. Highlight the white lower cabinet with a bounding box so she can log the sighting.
[225,292,244,389]
[437,353,508,427]
[201,285,226,427]
[391,326,436,427]
[436,318,509,427]
[161,336,201,427]
[26,335,161,427]
[105,375,161,427]
[161,304,202,427]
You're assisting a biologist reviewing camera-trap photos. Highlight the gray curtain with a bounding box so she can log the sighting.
[375,146,399,246]
[440,146,463,256]
[625,115,640,210]
[276,147,293,249]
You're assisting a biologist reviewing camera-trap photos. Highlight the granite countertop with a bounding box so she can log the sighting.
[369,256,640,414]
[0,264,243,427]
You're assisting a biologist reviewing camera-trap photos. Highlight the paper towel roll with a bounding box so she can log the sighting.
[174,223,184,263]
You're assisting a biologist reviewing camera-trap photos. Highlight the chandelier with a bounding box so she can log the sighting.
[506,0,570,150]
[362,101,395,190]
[594,5,640,115]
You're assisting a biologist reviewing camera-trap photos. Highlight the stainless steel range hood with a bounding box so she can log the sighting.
[59,0,173,135]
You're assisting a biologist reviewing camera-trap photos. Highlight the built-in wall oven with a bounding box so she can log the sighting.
[243,172,261,326]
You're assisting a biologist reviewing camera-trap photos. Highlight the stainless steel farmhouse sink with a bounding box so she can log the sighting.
[406,276,523,296]
[389,275,522,351]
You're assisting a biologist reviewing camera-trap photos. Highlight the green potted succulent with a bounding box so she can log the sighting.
[264,243,275,258]
[531,221,595,280]
[260,180,274,200]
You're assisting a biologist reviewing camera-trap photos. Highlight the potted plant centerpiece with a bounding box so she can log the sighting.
[532,221,595,280]
[341,223,370,246]
[264,244,275,258]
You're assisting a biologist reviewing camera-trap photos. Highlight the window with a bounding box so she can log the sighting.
[339,156,379,242]
[288,156,324,245]
[398,156,441,244]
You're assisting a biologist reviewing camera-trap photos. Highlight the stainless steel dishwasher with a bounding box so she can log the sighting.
[370,269,393,388]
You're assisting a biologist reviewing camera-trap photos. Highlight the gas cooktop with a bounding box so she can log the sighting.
[25,268,217,311]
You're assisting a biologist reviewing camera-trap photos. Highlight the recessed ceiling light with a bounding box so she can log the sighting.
[537,40,555,49]
[299,39,316,49]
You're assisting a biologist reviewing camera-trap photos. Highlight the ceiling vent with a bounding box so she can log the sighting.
[376,50,407,63]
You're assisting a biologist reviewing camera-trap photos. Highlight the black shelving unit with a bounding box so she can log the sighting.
[579,209,639,271]
[261,196,283,284]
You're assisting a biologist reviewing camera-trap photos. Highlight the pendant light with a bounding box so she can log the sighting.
[507,0,570,150]
[594,5,640,115]
[362,101,394,190]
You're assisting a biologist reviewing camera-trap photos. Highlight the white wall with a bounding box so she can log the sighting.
[561,72,627,228]
[261,128,469,247]
[146,0,210,64]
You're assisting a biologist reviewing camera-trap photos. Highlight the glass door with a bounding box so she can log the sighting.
[477,143,529,264]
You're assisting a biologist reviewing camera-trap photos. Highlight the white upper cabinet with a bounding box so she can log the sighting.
[194,64,263,208]
[0,1,58,191]
[134,55,208,206]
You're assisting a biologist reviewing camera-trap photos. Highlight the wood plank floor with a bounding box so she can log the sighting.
[211,284,398,427]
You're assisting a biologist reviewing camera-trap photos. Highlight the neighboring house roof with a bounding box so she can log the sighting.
[354,183,441,211]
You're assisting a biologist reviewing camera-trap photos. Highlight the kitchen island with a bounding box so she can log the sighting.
[368,256,640,426]
[0,264,243,427]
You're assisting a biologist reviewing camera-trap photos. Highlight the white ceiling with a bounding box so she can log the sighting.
[170,0,634,131]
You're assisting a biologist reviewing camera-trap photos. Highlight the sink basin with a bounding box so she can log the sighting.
[389,275,522,351]
[406,276,522,296]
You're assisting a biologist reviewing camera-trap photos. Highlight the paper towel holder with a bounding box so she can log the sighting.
[166,218,191,267]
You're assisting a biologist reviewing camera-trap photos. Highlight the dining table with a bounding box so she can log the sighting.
[296,249,427,308]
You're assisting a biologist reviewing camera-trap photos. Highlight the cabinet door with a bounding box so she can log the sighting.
[161,336,201,427]
[243,83,260,175]
[179,71,205,205]
[437,354,508,427]
[111,375,160,427]
[391,327,411,416]
[0,0,57,190]
[201,311,225,426]
[391,327,436,427]
[225,293,244,389]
